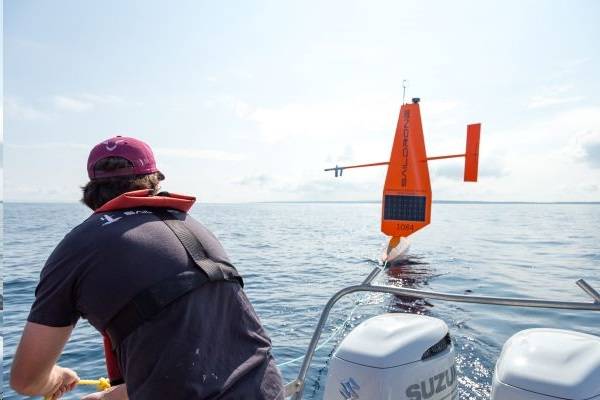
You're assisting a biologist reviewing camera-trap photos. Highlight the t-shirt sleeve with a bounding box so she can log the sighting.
[27,238,81,327]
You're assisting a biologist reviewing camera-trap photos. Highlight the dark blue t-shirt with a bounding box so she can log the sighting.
[28,207,284,399]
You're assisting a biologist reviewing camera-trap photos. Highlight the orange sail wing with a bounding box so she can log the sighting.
[381,102,432,237]
[464,123,481,182]
[324,97,481,240]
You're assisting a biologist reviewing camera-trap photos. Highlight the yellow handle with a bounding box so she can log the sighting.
[43,377,111,399]
[78,377,111,391]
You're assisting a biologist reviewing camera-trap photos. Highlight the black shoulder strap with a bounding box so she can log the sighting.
[153,208,243,286]
[104,208,243,349]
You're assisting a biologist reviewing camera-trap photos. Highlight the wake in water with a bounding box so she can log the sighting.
[307,255,494,400]
[385,256,435,314]
[385,256,493,400]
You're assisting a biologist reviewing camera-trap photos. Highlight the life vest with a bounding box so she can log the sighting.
[95,189,196,213]
[95,189,243,385]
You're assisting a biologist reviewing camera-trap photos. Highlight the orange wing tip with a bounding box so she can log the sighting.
[464,123,481,182]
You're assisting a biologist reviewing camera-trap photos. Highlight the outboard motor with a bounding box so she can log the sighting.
[491,328,600,400]
[324,313,456,400]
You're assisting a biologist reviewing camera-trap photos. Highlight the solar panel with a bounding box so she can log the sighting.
[383,195,427,221]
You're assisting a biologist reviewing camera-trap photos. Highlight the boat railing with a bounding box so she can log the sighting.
[285,266,600,399]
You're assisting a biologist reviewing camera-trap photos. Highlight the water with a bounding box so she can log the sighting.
[3,202,600,399]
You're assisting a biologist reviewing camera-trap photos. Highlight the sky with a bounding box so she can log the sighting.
[3,0,600,203]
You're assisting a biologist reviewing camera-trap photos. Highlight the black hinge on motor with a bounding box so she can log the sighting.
[421,333,452,360]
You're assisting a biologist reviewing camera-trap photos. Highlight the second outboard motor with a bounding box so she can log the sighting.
[491,328,600,400]
[324,313,456,400]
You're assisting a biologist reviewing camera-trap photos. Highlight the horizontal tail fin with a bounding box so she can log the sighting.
[464,123,481,182]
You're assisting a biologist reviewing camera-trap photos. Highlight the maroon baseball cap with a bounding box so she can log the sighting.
[87,136,160,179]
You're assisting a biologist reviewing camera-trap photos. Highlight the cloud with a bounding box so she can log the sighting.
[432,153,508,180]
[4,182,80,203]
[468,105,600,201]
[5,97,48,120]
[425,100,461,114]
[6,142,89,150]
[571,131,600,168]
[5,142,246,162]
[53,95,94,112]
[235,174,272,187]
[582,141,600,168]
[229,96,398,144]
[580,183,598,193]
[154,147,247,161]
[547,58,591,80]
[290,178,381,201]
[79,94,129,105]
[228,68,254,80]
[416,104,600,201]
[220,95,467,146]
[252,102,366,143]
[527,84,584,109]
[6,94,133,119]
[53,94,130,112]
[229,171,382,201]
[528,95,584,109]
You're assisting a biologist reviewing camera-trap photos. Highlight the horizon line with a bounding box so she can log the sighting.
[2,200,600,205]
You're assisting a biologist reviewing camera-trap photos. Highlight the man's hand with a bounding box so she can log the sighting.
[81,384,128,400]
[45,366,79,399]
[50,367,79,398]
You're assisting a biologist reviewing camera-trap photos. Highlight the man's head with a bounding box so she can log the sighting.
[82,136,165,210]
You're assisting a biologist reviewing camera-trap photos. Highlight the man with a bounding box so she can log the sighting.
[11,136,284,399]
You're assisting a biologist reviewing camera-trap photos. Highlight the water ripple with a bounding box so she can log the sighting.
[2,202,600,399]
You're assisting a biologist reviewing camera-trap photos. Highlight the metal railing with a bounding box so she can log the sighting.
[285,267,600,399]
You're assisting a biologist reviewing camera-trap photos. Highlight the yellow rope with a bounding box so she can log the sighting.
[78,377,111,391]
[43,377,111,399]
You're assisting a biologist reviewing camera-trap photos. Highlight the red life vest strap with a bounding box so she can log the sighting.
[103,334,124,385]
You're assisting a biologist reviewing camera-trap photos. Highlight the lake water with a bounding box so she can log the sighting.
[3,202,600,399]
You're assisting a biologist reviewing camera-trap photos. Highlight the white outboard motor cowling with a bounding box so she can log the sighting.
[324,313,457,400]
[491,328,600,400]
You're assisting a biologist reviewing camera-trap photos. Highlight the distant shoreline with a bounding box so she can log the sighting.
[259,200,600,205]
[2,200,600,205]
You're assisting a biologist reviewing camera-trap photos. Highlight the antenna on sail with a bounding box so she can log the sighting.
[402,80,409,105]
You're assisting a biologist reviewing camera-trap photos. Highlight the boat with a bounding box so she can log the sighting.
[283,266,600,399]
[282,95,600,399]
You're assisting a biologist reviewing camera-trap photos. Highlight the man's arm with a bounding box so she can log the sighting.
[10,322,79,398]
